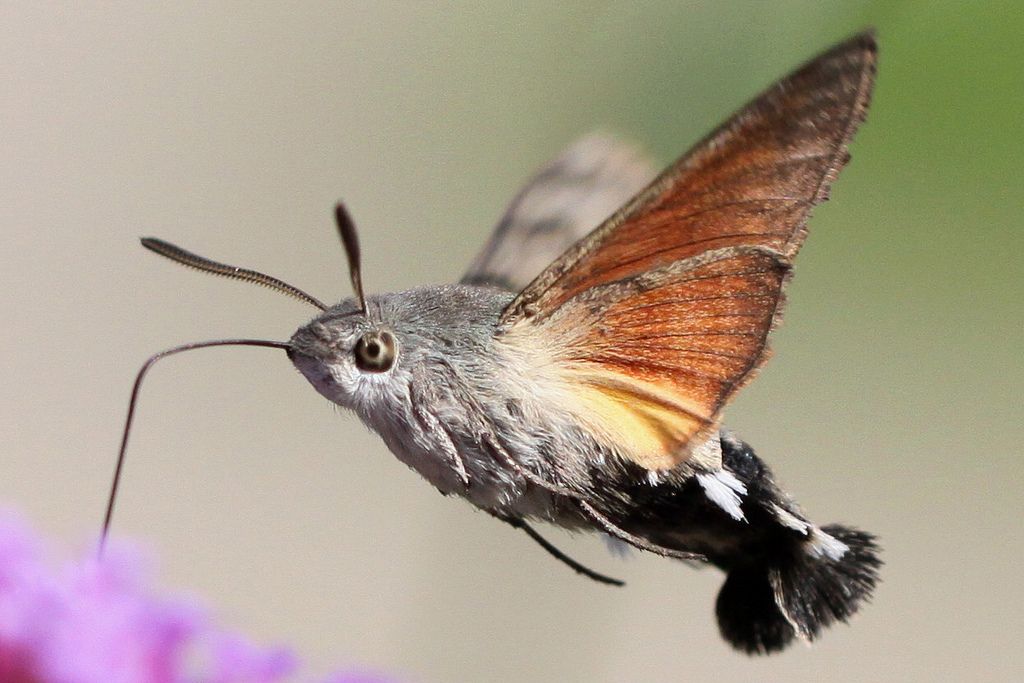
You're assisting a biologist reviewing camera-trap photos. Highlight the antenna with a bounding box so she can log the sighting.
[334,203,368,315]
[141,238,327,311]
[100,338,290,555]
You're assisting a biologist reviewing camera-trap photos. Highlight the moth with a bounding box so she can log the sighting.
[106,32,881,654]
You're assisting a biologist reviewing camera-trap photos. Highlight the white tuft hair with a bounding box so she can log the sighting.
[696,470,748,522]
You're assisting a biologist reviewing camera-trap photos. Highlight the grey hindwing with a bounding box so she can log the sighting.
[462,133,655,292]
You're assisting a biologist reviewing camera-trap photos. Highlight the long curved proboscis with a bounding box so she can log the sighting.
[334,203,368,316]
[100,339,291,555]
[141,238,327,311]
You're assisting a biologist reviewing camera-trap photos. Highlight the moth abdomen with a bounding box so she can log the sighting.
[586,432,880,654]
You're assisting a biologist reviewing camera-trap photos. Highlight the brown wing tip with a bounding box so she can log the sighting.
[813,29,877,68]
[824,28,878,102]
[848,28,878,53]
[795,29,878,87]
[790,30,878,236]
[836,28,877,51]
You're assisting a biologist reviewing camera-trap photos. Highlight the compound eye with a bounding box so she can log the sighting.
[354,330,396,372]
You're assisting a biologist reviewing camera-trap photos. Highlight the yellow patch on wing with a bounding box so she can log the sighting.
[561,365,717,470]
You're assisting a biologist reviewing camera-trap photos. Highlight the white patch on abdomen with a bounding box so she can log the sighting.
[696,470,748,522]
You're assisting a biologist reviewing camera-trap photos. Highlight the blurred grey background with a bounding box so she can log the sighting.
[2,2,1021,681]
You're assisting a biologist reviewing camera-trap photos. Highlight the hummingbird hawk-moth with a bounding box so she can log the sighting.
[106,32,881,654]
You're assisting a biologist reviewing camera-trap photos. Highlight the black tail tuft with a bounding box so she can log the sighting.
[716,524,881,655]
[716,563,798,654]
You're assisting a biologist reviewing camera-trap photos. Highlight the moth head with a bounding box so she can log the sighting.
[287,299,403,412]
[285,203,410,413]
[287,282,506,416]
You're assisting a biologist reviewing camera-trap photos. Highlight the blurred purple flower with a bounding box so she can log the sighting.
[0,511,392,683]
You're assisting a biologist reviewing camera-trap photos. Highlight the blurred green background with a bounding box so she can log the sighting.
[1,2,1021,681]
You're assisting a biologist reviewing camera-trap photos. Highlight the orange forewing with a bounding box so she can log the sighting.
[501,33,876,326]
[498,33,876,470]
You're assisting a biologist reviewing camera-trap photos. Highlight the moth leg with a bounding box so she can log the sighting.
[575,499,706,562]
[410,388,470,486]
[495,514,624,586]
[482,436,707,563]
